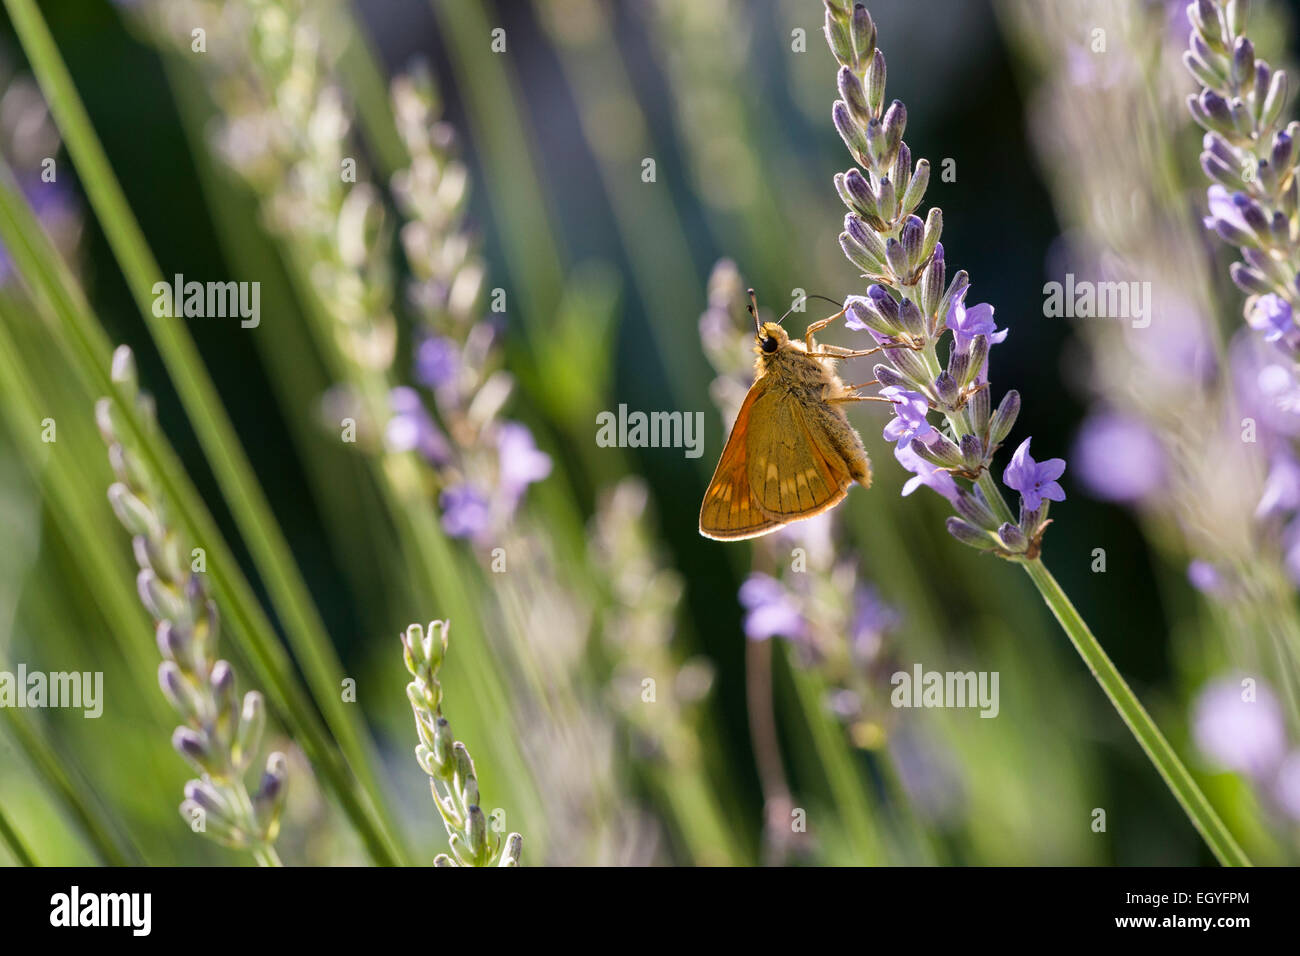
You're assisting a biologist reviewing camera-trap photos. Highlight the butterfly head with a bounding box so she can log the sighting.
[757,321,788,354]
[747,288,790,355]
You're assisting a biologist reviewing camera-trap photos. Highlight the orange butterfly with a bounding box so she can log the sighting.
[699,291,885,541]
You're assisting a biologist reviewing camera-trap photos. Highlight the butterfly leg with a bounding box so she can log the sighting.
[826,380,897,405]
[803,307,848,351]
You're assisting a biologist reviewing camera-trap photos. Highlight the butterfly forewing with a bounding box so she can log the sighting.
[699,383,782,540]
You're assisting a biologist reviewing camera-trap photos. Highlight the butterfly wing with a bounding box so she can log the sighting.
[699,381,783,541]
[745,387,853,524]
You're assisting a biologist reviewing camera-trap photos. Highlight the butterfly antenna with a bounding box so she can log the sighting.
[747,288,761,336]
[776,293,844,326]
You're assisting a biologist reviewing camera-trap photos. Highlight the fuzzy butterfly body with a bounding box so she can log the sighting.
[699,302,877,541]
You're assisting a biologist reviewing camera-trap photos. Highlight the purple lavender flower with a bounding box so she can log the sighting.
[385,386,451,465]
[895,443,960,503]
[947,293,1007,355]
[439,483,491,541]
[1187,560,1225,595]
[495,421,552,508]
[1274,751,1300,820]
[880,387,934,447]
[415,335,460,389]
[738,573,804,641]
[850,584,898,663]
[1072,413,1165,503]
[1202,184,1252,239]
[1257,452,1300,519]
[1192,676,1287,778]
[1003,438,1066,511]
[1248,294,1298,349]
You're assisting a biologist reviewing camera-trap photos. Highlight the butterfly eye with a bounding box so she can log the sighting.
[761,336,779,353]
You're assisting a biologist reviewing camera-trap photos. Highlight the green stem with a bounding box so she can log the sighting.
[1021,558,1251,866]
[0,799,36,866]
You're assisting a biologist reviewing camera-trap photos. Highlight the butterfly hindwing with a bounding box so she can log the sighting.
[746,387,851,522]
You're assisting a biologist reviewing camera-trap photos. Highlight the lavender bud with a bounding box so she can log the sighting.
[1262,69,1288,129]
[158,662,196,718]
[864,50,886,116]
[884,237,909,280]
[833,101,870,166]
[841,230,883,275]
[847,297,897,335]
[964,334,989,388]
[824,7,854,67]
[183,779,230,820]
[937,271,969,327]
[253,752,289,837]
[890,142,912,196]
[138,569,181,622]
[845,212,887,261]
[954,489,999,530]
[210,660,236,718]
[432,716,454,772]
[1183,50,1222,91]
[173,726,212,774]
[157,620,189,665]
[900,158,929,216]
[110,345,138,395]
[875,175,897,222]
[850,3,875,65]
[885,342,934,385]
[233,691,266,772]
[499,832,523,867]
[108,483,157,539]
[881,99,906,156]
[997,522,1028,552]
[467,804,488,860]
[1271,130,1293,171]
[960,433,985,470]
[897,299,925,337]
[934,370,960,406]
[900,215,924,273]
[838,67,872,126]
[989,390,1021,445]
[947,346,969,385]
[968,383,991,434]
[836,169,878,220]
[946,517,998,550]
[912,434,963,469]
[1232,37,1255,88]
[873,363,911,390]
[1230,261,1274,294]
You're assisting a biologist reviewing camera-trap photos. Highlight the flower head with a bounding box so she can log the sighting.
[1192,676,1287,778]
[1002,438,1066,511]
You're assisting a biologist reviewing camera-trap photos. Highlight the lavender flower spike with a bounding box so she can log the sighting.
[823,1,1055,559]
[402,619,522,866]
[1185,0,1300,362]
[98,346,286,864]
[822,3,1250,865]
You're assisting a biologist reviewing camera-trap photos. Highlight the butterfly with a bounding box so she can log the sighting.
[699,291,887,541]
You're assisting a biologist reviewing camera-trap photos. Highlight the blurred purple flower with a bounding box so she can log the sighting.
[0,177,77,285]
[1274,751,1300,820]
[1192,676,1287,778]
[1187,560,1225,595]
[1072,414,1164,503]
[1247,294,1298,349]
[439,483,491,541]
[1003,438,1066,511]
[496,421,551,508]
[1257,453,1300,520]
[386,386,451,465]
[738,573,804,642]
[414,335,460,389]
[850,584,898,663]
[1202,184,1251,237]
